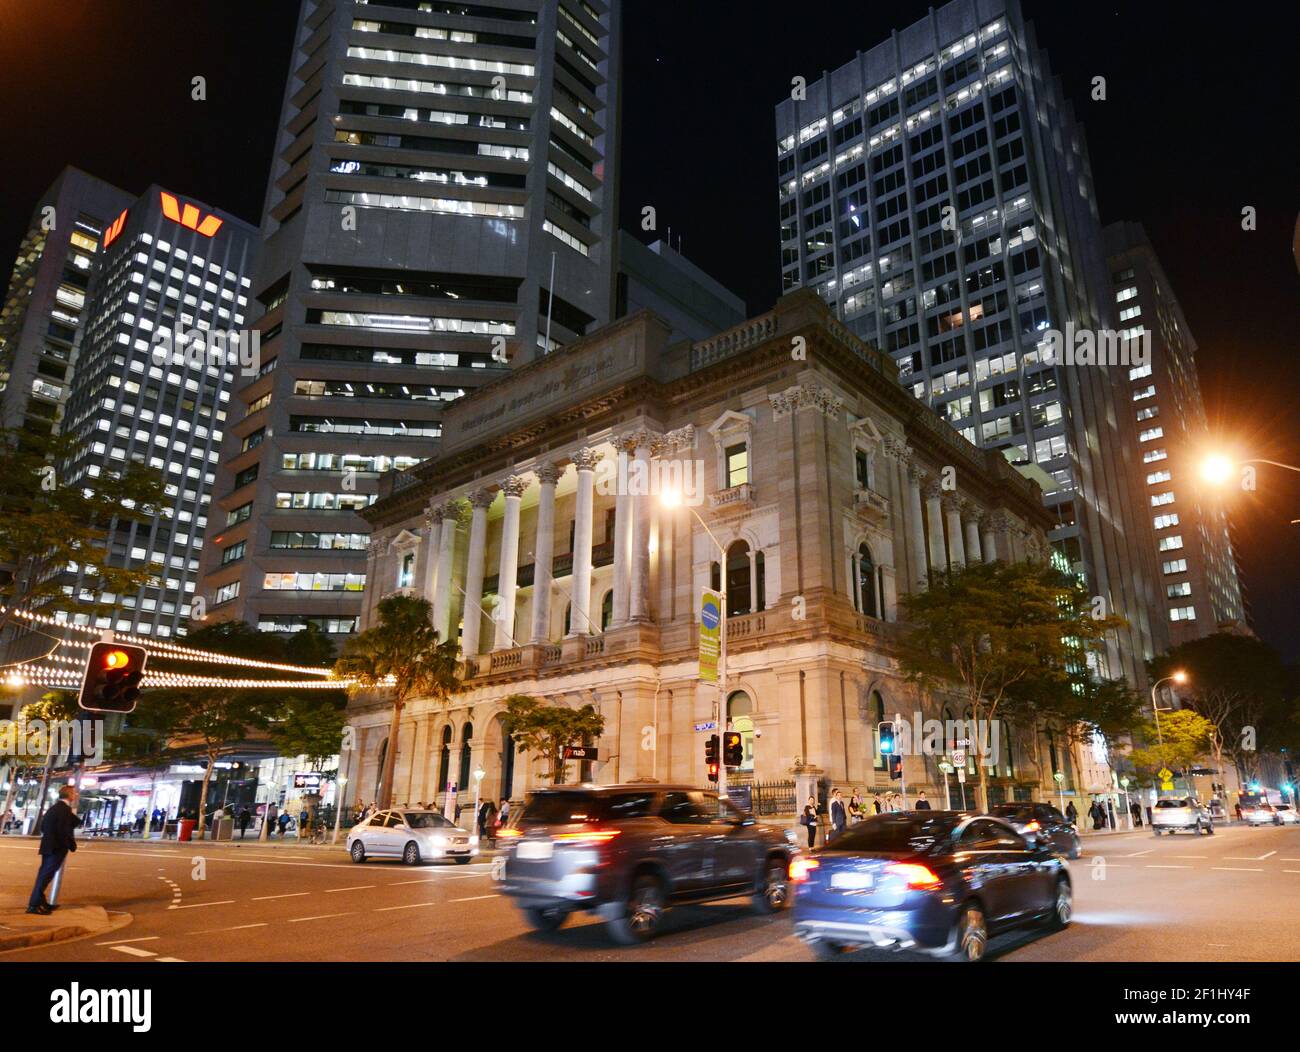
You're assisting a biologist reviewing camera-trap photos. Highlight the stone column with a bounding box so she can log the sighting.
[924,478,946,578]
[432,502,458,643]
[493,475,527,650]
[880,566,898,621]
[569,447,601,636]
[420,506,440,601]
[610,434,636,627]
[942,493,966,569]
[629,435,653,622]
[906,463,929,588]
[963,501,983,564]
[460,488,494,658]
[530,462,562,643]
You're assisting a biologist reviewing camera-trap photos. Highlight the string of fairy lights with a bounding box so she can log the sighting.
[0,606,393,692]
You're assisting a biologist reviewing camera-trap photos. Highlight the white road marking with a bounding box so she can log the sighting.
[252,892,310,900]
[1212,867,1263,872]
[1284,870,1300,874]
[448,894,498,903]
[1226,852,1277,861]
[325,885,375,893]
[186,923,268,935]
[1145,864,1191,869]
[1172,855,1207,859]
[155,957,186,962]
[1122,849,1153,857]
[112,945,157,958]
[96,936,159,946]
[374,901,440,912]
[288,912,353,923]
[168,900,236,910]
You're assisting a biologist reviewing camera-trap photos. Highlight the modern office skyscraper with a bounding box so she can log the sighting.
[55,186,259,639]
[773,0,1160,686]
[0,167,134,436]
[1104,221,1247,646]
[199,0,622,642]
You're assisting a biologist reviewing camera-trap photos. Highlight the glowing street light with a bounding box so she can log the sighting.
[1200,454,1235,486]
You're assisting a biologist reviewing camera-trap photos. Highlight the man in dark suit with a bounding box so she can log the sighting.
[829,789,847,841]
[28,785,81,915]
[914,791,932,810]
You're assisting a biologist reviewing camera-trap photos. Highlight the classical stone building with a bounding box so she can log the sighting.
[347,290,1062,813]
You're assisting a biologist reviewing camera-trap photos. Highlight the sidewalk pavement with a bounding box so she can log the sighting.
[0,903,131,953]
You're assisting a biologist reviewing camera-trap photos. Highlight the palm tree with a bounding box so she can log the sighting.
[334,595,462,809]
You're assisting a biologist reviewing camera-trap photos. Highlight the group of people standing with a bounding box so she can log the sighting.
[800,787,934,847]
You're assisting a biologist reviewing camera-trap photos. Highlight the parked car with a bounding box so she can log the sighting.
[791,811,1071,962]
[1150,797,1213,836]
[499,785,794,944]
[988,802,1082,859]
[1273,805,1300,825]
[347,809,476,864]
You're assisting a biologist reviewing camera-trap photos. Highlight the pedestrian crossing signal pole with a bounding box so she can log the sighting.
[895,713,907,810]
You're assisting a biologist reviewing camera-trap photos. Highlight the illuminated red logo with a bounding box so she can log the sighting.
[102,209,129,248]
[159,191,223,237]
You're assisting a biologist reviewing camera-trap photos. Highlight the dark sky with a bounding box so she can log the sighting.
[1,0,1296,658]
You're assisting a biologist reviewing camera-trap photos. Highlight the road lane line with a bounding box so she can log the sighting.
[96,936,159,946]
[112,945,157,958]
[1122,850,1153,857]
[1172,855,1207,859]
[288,912,353,923]
[155,957,186,962]
[448,894,498,903]
[168,900,236,910]
[252,892,310,900]
[1212,867,1263,872]
[186,923,268,935]
[1146,864,1191,869]
[1284,870,1300,874]
[374,901,440,912]
[1258,851,1278,860]
[325,885,375,893]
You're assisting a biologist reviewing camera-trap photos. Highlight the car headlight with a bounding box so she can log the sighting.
[429,835,448,847]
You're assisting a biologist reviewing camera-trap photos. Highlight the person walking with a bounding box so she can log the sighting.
[801,798,818,849]
[1065,800,1078,826]
[1129,799,1143,827]
[278,809,291,838]
[497,799,510,834]
[266,803,278,838]
[238,807,251,838]
[28,786,81,915]
[1106,798,1117,830]
[914,791,932,811]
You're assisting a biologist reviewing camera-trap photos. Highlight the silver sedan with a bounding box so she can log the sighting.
[347,809,478,865]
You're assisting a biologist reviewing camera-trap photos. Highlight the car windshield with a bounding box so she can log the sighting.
[519,791,657,825]
[827,813,960,854]
[989,805,1032,821]
[1155,799,1193,809]
[403,812,455,829]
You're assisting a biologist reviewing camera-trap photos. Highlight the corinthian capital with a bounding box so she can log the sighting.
[468,488,495,510]
[570,446,603,472]
[500,475,529,499]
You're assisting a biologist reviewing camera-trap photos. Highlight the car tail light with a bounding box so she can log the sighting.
[789,857,820,883]
[885,862,943,890]
[1024,820,1041,832]
[497,828,521,840]
[552,829,622,845]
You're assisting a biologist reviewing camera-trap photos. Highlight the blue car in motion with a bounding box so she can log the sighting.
[791,811,1071,961]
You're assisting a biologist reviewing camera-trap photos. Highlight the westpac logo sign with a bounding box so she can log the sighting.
[159,191,223,237]
[102,208,129,248]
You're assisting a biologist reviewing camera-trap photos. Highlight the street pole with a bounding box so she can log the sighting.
[895,712,907,810]
[332,727,353,845]
[717,583,727,807]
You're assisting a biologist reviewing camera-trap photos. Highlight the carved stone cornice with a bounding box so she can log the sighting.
[614,428,656,455]
[435,499,464,523]
[907,464,928,487]
[651,424,696,457]
[940,492,963,514]
[881,436,912,463]
[986,510,1015,534]
[500,475,528,499]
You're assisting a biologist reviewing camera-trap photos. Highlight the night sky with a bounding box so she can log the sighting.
[1,0,1295,658]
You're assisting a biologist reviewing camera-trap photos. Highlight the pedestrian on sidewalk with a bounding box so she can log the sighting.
[28,786,80,915]
[1106,799,1117,829]
[914,791,931,811]
[1065,800,1078,826]
[266,804,278,837]
[278,810,291,837]
[238,807,251,838]
[829,790,847,841]
[478,799,496,842]
[1129,799,1143,827]
[801,798,818,849]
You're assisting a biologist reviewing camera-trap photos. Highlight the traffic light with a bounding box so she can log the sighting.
[705,734,719,782]
[79,641,147,713]
[888,754,903,781]
[877,720,896,755]
[722,730,743,767]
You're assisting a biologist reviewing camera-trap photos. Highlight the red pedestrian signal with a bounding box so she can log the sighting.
[707,762,719,784]
[79,641,147,713]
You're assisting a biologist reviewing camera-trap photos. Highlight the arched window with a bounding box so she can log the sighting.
[600,590,613,631]
[458,722,473,789]
[437,726,452,794]
[872,691,886,770]
[726,540,751,617]
[856,543,878,618]
[398,552,415,589]
[727,691,756,772]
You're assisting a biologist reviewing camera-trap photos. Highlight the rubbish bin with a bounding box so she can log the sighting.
[178,818,196,842]
[212,817,234,841]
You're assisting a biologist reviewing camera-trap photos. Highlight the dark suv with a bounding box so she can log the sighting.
[988,802,1082,859]
[499,784,795,944]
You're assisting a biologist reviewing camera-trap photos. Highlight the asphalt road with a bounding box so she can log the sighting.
[2,822,1298,962]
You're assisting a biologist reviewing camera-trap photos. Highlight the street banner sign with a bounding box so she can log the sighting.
[563,745,599,761]
[699,589,721,682]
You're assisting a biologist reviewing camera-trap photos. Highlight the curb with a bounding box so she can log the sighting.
[0,909,133,955]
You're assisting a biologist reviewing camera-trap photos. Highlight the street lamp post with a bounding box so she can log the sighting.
[662,490,728,805]
[472,766,485,844]
[1150,671,1187,792]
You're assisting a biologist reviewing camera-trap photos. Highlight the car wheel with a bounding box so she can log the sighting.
[402,841,421,866]
[1205,822,1214,836]
[951,902,988,962]
[1152,829,1161,837]
[606,874,666,945]
[1068,835,1082,860]
[752,858,789,914]
[811,939,850,960]
[454,856,472,865]
[349,840,366,863]
[522,906,568,933]
[1045,878,1072,931]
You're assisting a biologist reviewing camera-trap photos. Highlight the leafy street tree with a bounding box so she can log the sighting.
[0,427,164,635]
[503,694,604,785]
[897,559,1128,812]
[335,595,462,809]
[1150,632,1293,784]
[1128,709,1215,793]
